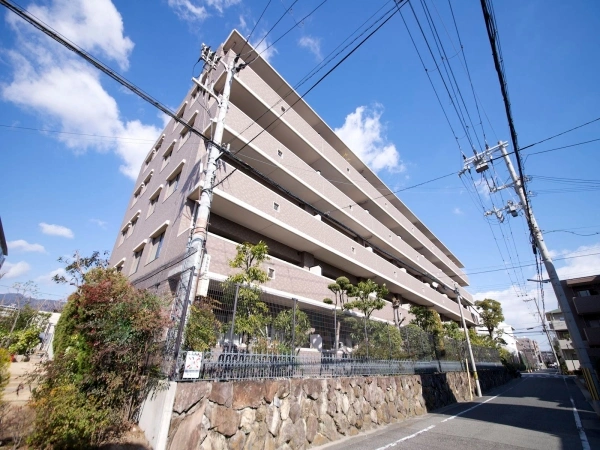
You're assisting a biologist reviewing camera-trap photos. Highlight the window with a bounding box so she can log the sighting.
[173,101,188,131]
[179,110,198,150]
[162,147,172,170]
[268,268,275,279]
[150,232,165,261]
[114,259,125,273]
[131,250,143,274]
[148,195,159,217]
[167,172,181,197]
[273,202,280,212]
[119,229,127,246]
[128,217,138,237]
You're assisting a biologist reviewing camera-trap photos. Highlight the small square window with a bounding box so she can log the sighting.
[128,218,137,237]
[150,232,165,261]
[273,202,280,212]
[167,172,181,197]
[148,195,159,217]
[131,250,143,275]
[162,149,172,170]
[277,149,283,158]
[268,268,275,279]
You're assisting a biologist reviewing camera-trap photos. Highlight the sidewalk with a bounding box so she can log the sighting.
[3,354,43,406]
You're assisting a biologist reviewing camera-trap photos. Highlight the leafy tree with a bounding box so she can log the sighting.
[225,241,271,344]
[184,303,221,352]
[344,317,403,359]
[272,309,312,352]
[442,321,465,341]
[398,324,434,360]
[29,264,171,448]
[323,276,354,351]
[409,305,443,334]
[344,279,388,358]
[474,298,505,338]
[52,250,109,289]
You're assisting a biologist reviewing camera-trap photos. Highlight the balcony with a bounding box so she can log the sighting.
[227,63,469,286]
[221,103,472,302]
[558,339,574,351]
[550,320,567,331]
[584,327,600,346]
[209,167,476,324]
[573,295,600,315]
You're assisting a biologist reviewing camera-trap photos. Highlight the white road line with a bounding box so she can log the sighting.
[562,377,590,450]
[373,380,522,449]
[373,425,436,450]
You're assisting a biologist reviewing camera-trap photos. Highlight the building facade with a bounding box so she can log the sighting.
[546,275,600,373]
[546,308,579,371]
[109,30,480,352]
[516,337,543,370]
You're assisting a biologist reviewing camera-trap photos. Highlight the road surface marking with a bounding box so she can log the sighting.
[562,377,590,450]
[373,425,436,450]
[373,381,521,448]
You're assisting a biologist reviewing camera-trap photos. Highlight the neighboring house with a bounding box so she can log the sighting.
[546,308,579,371]
[0,217,7,270]
[516,337,543,370]
[547,275,600,373]
[109,29,480,351]
[540,350,557,366]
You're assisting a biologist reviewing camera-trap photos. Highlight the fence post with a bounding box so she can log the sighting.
[387,324,392,359]
[292,298,297,354]
[228,284,240,351]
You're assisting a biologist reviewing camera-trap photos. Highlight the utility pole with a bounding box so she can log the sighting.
[523,296,560,370]
[461,141,600,399]
[171,45,241,376]
[456,288,482,397]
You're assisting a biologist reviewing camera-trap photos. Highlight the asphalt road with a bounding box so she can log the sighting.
[319,372,600,450]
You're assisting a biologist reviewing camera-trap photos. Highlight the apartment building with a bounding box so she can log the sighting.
[545,275,600,373]
[109,30,480,349]
[516,337,543,370]
[547,308,579,371]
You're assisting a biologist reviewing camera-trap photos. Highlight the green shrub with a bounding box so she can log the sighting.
[184,303,221,352]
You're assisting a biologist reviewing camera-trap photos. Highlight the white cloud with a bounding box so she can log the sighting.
[7,240,46,253]
[1,0,161,180]
[168,0,240,21]
[554,243,600,280]
[298,36,322,60]
[12,0,134,71]
[35,268,66,285]
[453,207,463,215]
[206,0,241,13]
[252,36,277,62]
[39,223,74,239]
[2,261,31,279]
[334,105,405,173]
[90,219,108,229]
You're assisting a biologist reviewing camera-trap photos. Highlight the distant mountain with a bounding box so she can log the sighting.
[0,293,66,312]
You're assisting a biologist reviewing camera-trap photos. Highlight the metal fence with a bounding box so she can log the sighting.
[172,279,501,381]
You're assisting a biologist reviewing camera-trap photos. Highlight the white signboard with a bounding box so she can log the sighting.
[182,351,203,379]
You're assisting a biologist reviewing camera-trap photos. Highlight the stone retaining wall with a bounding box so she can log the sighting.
[167,369,512,450]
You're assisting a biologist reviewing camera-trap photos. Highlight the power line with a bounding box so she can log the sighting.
[520,116,600,151]
[239,0,273,56]
[0,123,155,142]
[251,0,330,61]
[248,0,300,56]
[465,251,600,276]
[525,137,600,158]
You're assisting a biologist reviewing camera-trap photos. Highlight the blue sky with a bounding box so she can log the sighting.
[1,0,599,347]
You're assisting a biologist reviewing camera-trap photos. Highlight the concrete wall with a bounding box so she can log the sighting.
[138,381,178,450]
[167,369,511,449]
